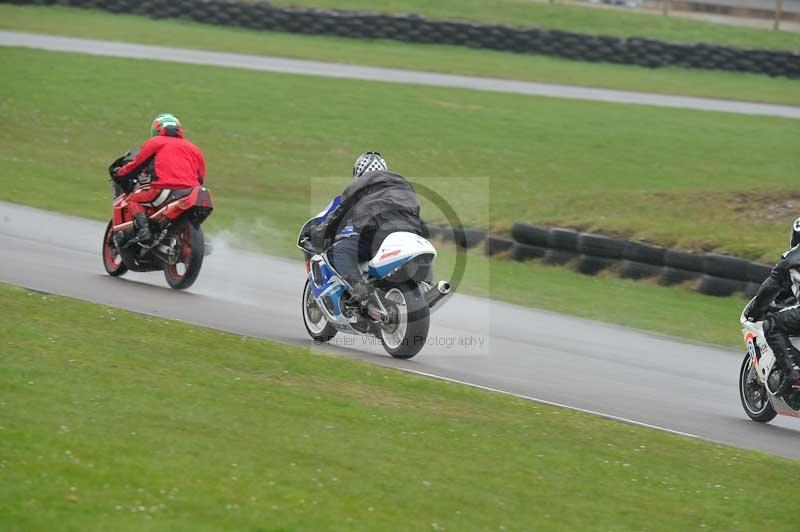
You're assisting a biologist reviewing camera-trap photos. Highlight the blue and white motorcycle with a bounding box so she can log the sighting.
[298,196,450,359]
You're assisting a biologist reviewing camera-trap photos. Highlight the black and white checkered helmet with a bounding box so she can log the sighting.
[353,151,388,179]
[791,217,800,248]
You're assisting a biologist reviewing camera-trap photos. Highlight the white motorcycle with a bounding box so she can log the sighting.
[739,299,800,422]
[298,196,450,359]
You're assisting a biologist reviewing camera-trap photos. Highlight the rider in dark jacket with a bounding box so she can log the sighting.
[745,217,800,394]
[309,152,422,301]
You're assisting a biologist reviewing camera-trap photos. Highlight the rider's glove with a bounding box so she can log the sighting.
[309,223,329,250]
[744,307,763,322]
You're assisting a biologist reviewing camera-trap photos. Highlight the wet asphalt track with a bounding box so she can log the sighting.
[1,30,799,119]
[1,201,798,460]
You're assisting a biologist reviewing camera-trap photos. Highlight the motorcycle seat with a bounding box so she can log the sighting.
[166,188,195,204]
[142,187,195,209]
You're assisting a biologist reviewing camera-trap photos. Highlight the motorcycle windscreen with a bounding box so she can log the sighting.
[315,195,342,221]
[297,195,343,249]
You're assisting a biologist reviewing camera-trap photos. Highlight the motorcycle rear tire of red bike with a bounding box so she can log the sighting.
[102,220,129,277]
[163,223,204,290]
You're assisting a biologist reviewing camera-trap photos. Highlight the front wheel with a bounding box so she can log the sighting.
[379,283,430,359]
[163,222,204,290]
[102,220,128,277]
[302,278,337,343]
[739,354,777,423]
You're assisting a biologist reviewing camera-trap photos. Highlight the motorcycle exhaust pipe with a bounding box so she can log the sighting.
[426,280,451,309]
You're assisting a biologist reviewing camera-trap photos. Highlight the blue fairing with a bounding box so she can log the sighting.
[310,261,335,291]
[326,285,345,317]
[309,260,345,317]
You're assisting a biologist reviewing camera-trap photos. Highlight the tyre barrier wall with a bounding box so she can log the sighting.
[425,220,772,298]
[7,0,800,78]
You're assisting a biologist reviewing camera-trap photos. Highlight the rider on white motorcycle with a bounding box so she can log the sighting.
[744,217,800,394]
[307,152,423,302]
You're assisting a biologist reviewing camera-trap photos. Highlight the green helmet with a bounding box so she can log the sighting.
[150,113,183,138]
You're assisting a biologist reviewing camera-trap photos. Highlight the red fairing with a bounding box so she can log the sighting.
[116,135,206,189]
[164,188,201,220]
[112,195,127,226]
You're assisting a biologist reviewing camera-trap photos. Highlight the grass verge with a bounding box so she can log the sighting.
[269,0,800,50]
[1,5,799,105]
[1,282,798,531]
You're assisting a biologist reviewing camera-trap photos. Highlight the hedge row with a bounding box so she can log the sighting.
[426,221,772,298]
[6,0,800,78]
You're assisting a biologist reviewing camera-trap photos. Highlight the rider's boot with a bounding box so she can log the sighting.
[112,224,138,249]
[112,230,129,249]
[791,367,800,391]
[774,357,800,395]
[346,278,370,303]
[133,213,152,243]
[763,317,800,394]
[787,354,800,391]
[348,279,387,322]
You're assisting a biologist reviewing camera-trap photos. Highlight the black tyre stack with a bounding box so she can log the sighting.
[20,0,800,79]
[484,235,514,256]
[510,222,549,262]
[421,218,769,299]
[544,227,579,265]
[661,250,704,286]
[576,233,625,275]
[697,253,751,297]
[620,241,665,280]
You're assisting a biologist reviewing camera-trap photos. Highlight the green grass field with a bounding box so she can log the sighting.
[270,0,800,50]
[2,46,797,262]
[2,5,800,105]
[1,283,797,530]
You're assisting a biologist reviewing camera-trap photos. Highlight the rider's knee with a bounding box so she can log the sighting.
[764,316,792,347]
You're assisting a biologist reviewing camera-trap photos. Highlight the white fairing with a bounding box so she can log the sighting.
[741,300,778,385]
[368,232,436,272]
[743,319,776,384]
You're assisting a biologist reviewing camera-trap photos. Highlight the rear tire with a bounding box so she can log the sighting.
[102,220,128,277]
[164,223,204,290]
[302,278,337,343]
[739,354,777,423]
[379,283,430,359]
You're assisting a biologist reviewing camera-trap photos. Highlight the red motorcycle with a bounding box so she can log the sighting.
[101,148,214,289]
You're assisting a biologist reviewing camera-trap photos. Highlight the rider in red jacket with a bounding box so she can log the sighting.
[115,113,206,242]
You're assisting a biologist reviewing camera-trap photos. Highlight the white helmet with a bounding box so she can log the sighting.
[353,151,387,179]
